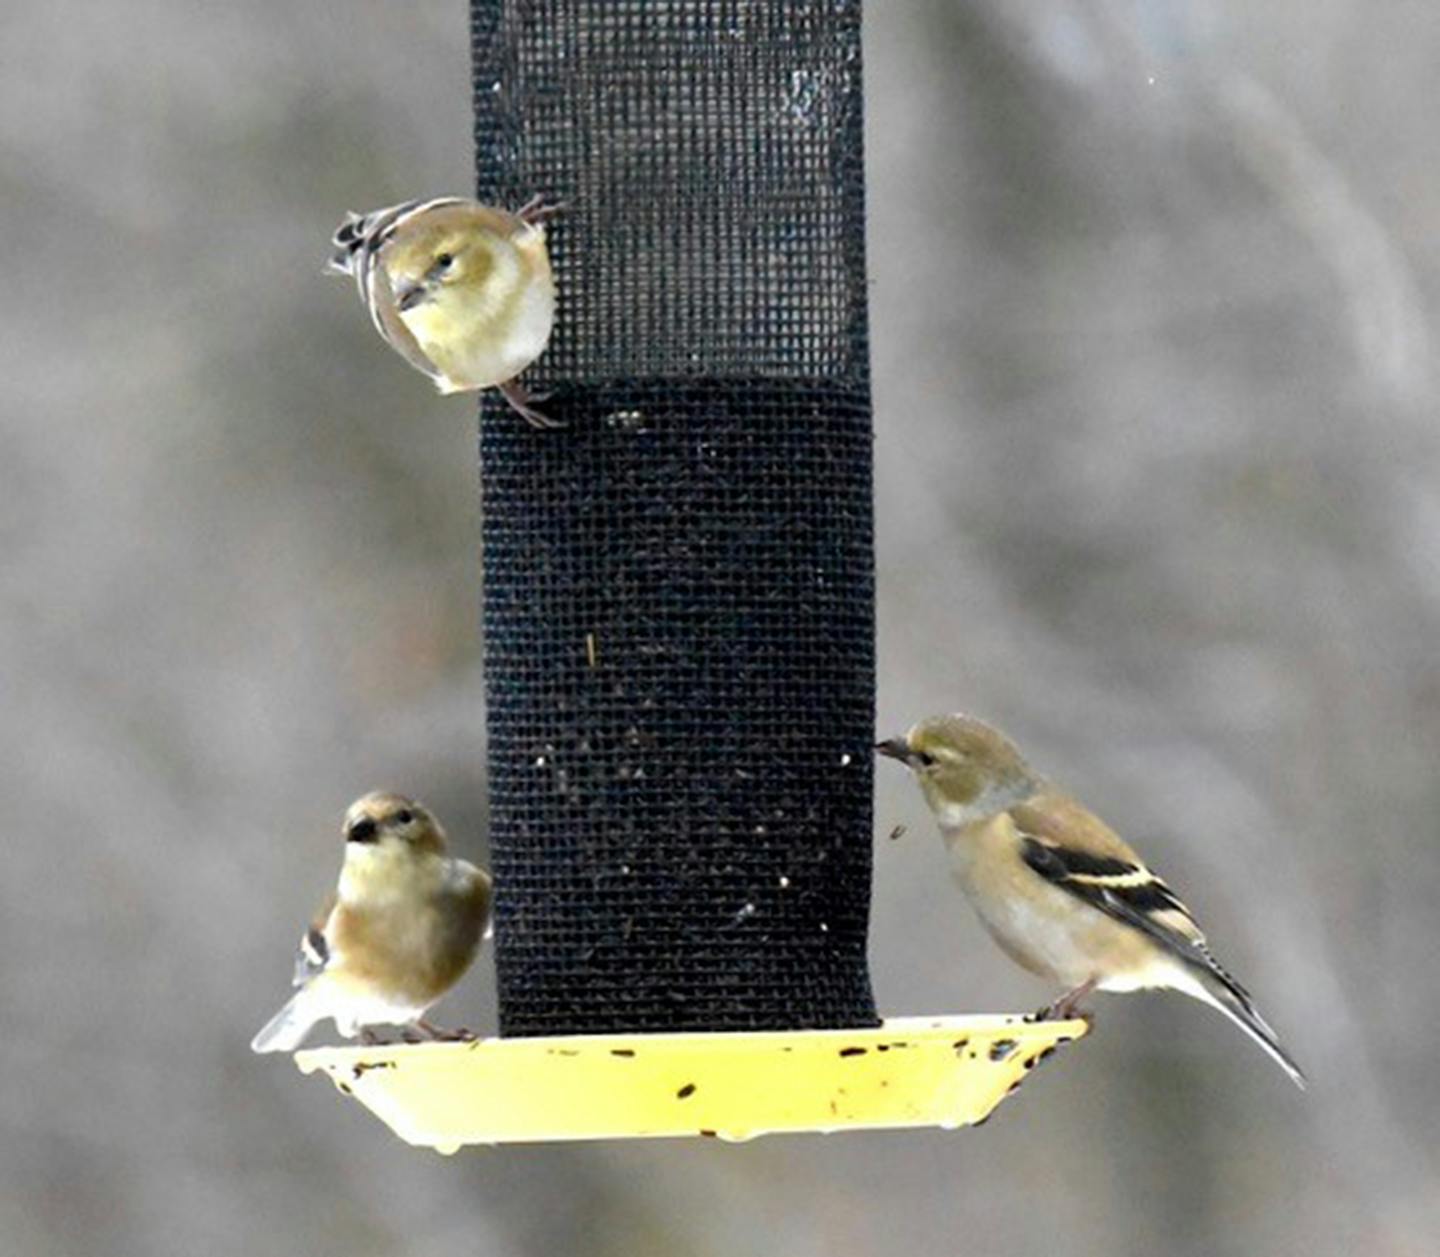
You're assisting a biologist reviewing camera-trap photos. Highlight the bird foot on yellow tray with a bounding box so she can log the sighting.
[415,1020,477,1043]
[1030,1006,1095,1030]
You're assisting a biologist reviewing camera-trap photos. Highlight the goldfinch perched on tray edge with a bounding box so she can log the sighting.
[877,714,1305,1088]
[251,792,492,1053]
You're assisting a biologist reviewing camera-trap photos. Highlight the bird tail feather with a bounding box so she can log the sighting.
[1190,968,1307,1090]
[250,989,323,1054]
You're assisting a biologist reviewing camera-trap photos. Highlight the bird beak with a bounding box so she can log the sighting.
[394,280,427,313]
[875,737,910,763]
[346,819,380,845]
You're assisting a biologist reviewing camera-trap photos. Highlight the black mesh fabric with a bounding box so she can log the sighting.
[472,0,878,1035]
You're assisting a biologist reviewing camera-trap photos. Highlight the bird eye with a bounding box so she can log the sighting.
[435,252,454,269]
[395,809,414,825]
[913,751,937,768]
[348,817,378,843]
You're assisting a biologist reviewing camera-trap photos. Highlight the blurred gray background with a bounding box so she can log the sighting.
[3,1,1438,1254]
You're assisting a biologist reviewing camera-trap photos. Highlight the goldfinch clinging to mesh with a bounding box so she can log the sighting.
[877,714,1305,1088]
[251,792,492,1053]
[328,196,560,428]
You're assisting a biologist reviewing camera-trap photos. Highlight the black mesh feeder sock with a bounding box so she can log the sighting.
[474,0,878,1038]
[293,0,1088,1147]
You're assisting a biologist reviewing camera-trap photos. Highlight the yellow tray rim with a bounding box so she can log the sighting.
[293,1013,1088,1150]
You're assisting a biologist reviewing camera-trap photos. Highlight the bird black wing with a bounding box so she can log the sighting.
[1017,833,1253,1003]
[327,198,469,386]
[291,893,337,987]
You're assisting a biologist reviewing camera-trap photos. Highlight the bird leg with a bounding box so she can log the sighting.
[1040,977,1098,1022]
[515,195,567,227]
[497,377,565,429]
[415,1019,477,1043]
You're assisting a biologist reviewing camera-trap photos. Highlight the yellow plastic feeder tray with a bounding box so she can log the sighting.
[294,1014,1087,1151]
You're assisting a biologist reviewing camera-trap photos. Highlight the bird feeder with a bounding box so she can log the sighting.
[296,0,1086,1146]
